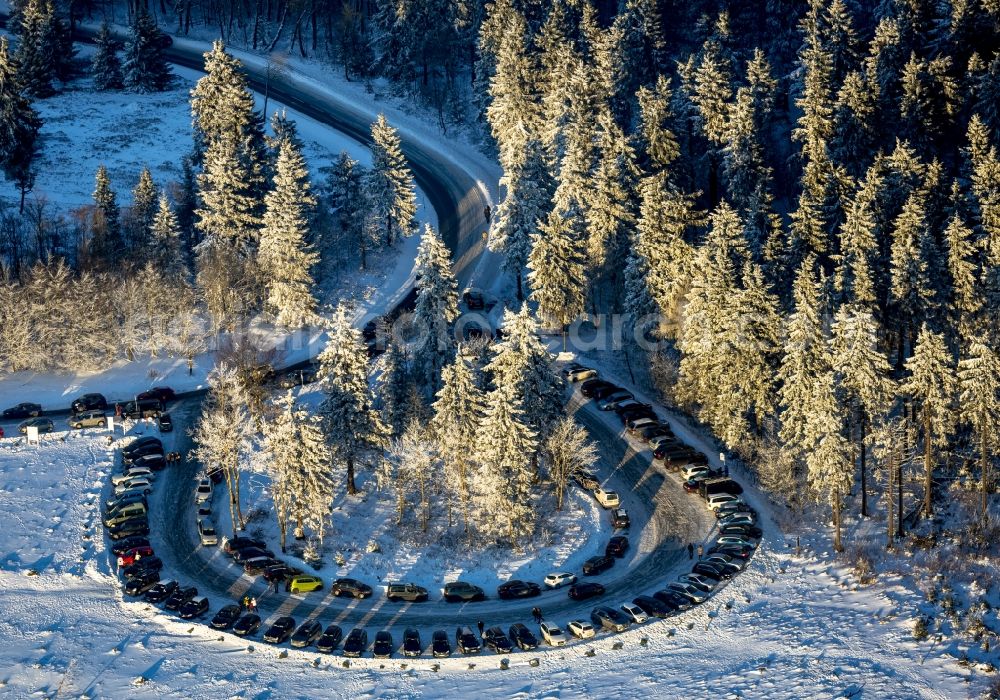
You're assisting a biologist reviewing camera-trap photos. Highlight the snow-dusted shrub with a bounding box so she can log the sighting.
[913,615,930,641]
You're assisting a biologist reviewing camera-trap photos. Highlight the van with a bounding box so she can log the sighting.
[698,477,744,498]
[123,399,163,419]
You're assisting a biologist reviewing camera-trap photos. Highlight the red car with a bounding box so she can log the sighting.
[118,545,154,567]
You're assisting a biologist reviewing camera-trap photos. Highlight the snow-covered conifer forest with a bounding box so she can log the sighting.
[1,0,1000,696]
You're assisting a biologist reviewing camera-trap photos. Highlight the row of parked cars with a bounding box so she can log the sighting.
[1,388,175,437]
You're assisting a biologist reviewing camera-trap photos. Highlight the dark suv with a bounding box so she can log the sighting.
[483,627,513,653]
[508,623,539,650]
[71,393,108,414]
[123,399,163,419]
[443,581,485,602]
[455,626,481,654]
[583,555,614,575]
[3,402,42,419]
[331,578,373,598]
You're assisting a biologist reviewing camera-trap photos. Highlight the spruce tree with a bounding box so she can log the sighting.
[378,340,412,437]
[528,208,586,344]
[90,165,124,269]
[958,338,1000,519]
[412,224,460,392]
[150,195,185,280]
[805,366,853,551]
[327,151,373,269]
[190,42,258,151]
[836,169,880,308]
[902,324,957,517]
[368,114,417,246]
[123,10,173,92]
[487,4,541,174]
[635,74,680,174]
[890,192,938,345]
[0,37,41,214]
[91,21,123,90]
[258,138,319,328]
[128,166,158,254]
[14,0,57,97]
[944,213,982,342]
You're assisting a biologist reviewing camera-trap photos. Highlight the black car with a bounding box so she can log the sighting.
[223,536,267,555]
[614,401,651,417]
[343,628,368,657]
[263,564,303,584]
[122,441,165,465]
[431,630,451,657]
[372,630,394,658]
[179,596,209,619]
[582,555,614,575]
[618,407,657,425]
[483,627,513,653]
[232,547,276,564]
[568,582,605,600]
[652,589,693,611]
[290,620,323,648]
[233,613,262,637]
[4,402,42,418]
[580,379,614,398]
[144,579,179,604]
[211,604,243,629]
[331,577,373,599]
[122,556,163,580]
[443,581,485,602]
[111,535,151,556]
[455,626,481,654]
[164,586,198,611]
[122,399,163,419]
[508,623,538,650]
[693,562,732,581]
[316,624,344,653]
[137,387,175,403]
[122,436,162,457]
[107,518,150,540]
[719,524,763,540]
[124,571,159,596]
[632,595,672,619]
[497,580,541,600]
[157,413,173,432]
[243,557,282,576]
[402,628,422,657]
[71,393,108,414]
[263,616,296,644]
[606,536,629,558]
[131,452,167,471]
[591,384,625,401]
[590,606,630,633]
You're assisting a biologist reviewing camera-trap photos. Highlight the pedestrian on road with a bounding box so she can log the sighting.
[697,544,704,559]
[115,403,122,418]
[477,620,484,637]
[687,543,694,559]
[242,595,249,609]
[250,597,258,613]
[531,607,542,624]
[484,205,491,223]
[724,465,729,477]
[269,579,278,594]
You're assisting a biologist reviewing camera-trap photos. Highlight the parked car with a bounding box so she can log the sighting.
[639,424,673,441]
[705,552,748,571]
[105,493,148,514]
[197,519,218,546]
[593,488,620,508]
[402,628,422,657]
[343,628,368,657]
[483,627,513,653]
[111,535,150,556]
[662,450,709,469]
[652,589,693,612]
[590,606,630,633]
[626,417,660,434]
[612,401,651,417]
[211,604,243,630]
[137,387,175,403]
[571,469,600,491]
[544,572,578,589]
[665,582,709,604]
[443,581,485,602]
[682,479,704,493]
[122,436,162,458]
[287,575,323,594]
[583,555,614,576]
[620,601,650,624]
[678,573,718,592]
[497,580,541,600]
[116,545,154,567]
[290,620,323,648]
[263,564,304,584]
[709,543,754,561]
[316,624,344,653]
[157,413,173,432]
[719,524,763,540]
[431,630,452,657]
[263,616,296,644]
[716,504,756,520]
[386,582,429,602]
[611,509,630,529]
[179,596,209,619]
[223,537,267,555]
[122,556,163,580]
[124,571,160,596]
[232,547,275,564]
[144,579,178,604]
[197,503,212,518]
[563,364,598,382]
[243,557,281,576]
[606,535,629,558]
[632,595,672,619]
[164,586,198,611]
[194,479,213,503]
[567,619,596,639]
[331,577,372,598]
[580,380,614,398]
[455,626,481,654]
[111,466,154,485]
[68,410,107,429]
[539,621,567,646]
[122,399,163,419]
[107,518,150,540]
[568,582,605,600]
[508,623,539,650]
[18,417,54,435]
[682,464,712,480]
[3,402,42,419]
[596,391,633,410]
[105,503,148,528]
[112,480,153,498]
[233,613,262,637]
[71,393,108,413]
[693,561,733,581]
[715,535,756,549]
[122,441,164,465]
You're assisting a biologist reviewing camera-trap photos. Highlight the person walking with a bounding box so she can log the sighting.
[697,544,704,559]
[250,597,258,613]
[687,542,694,559]
[484,205,491,223]
[477,620,484,637]
[531,607,542,624]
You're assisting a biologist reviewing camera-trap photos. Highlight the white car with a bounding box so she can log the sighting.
[593,488,621,509]
[539,621,568,646]
[649,434,678,449]
[544,572,578,589]
[197,519,218,546]
[566,366,598,382]
[567,619,596,639]
[681,464,711,480]
[114,477,152,495]
[195,478,213,504]
[111,466,154,486]
[620,602,649,624]
[707,493,742,510]
[716,535,755,548]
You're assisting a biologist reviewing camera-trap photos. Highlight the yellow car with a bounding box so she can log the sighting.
[287,575,323,594]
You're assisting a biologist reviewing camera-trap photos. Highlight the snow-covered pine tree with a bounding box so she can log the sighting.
[90,165,124,269]
[902,324,957,517]
[943,212,982,343]
[890,191,939,347]
[14,0,57,97]
[326,151,373,269]
[191,364,253,536]
[545,416,598,511]
[528,208,586,345]
[377,340,412,437]
[150,195,185,280]
[958,338,1000,519]
[831,304,894,516]
[836,169,880,308]
[91,21,123,90]
[490,138,551,301]
[0,37,41,214]
[831,71,877,176]
[476,382,537,546]
[318,305,386,495]
[804,366,853,552]
[636,74,680,174]
[122,10,172,92]
[190,42,259,152]
[368,114,417,247]
[259,137,319,328]
[389,420,438,532]
[128,166,158,255]
[432,351,485,534]
[412,224,459,392]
